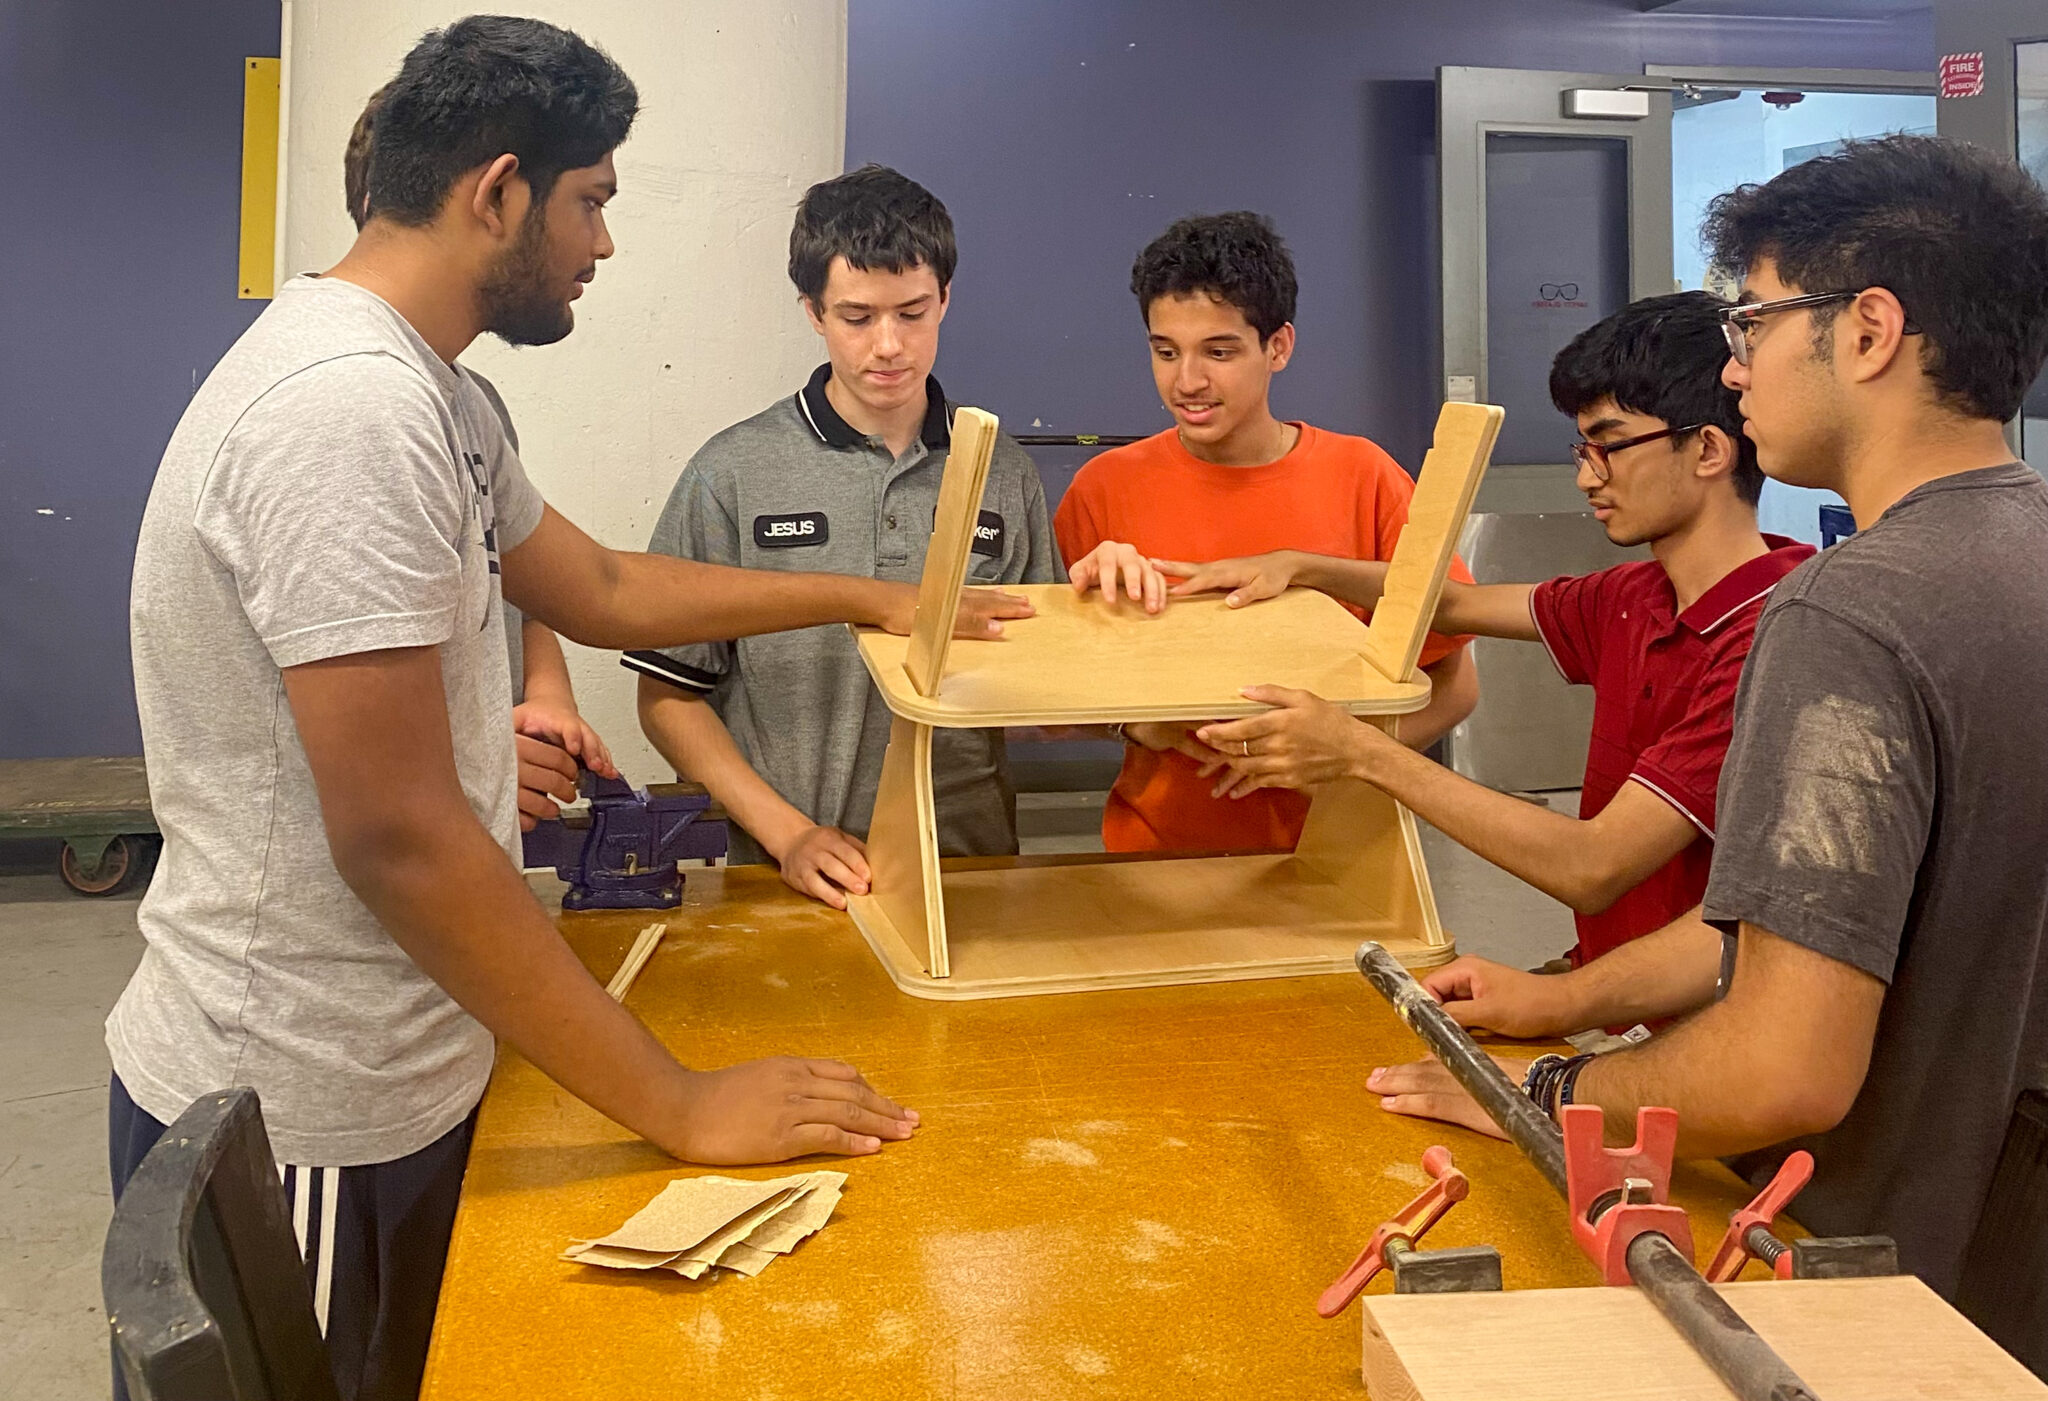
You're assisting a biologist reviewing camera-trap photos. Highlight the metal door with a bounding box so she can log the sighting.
[1936,3,2048,461]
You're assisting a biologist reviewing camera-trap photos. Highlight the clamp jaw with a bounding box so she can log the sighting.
[1705,1149,1900,1283]
[1562,1104,1694,1286]
[1318,1147,1502,1317]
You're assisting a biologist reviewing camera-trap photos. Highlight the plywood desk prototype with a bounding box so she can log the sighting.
[847,402,1505,999]
[419,871,1785,1401]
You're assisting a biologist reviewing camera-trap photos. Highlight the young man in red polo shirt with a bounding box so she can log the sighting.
[1055,212,1478,854]
[1179,292,1812,1006]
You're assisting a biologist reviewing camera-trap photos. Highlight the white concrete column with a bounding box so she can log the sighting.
[280,1,848,779]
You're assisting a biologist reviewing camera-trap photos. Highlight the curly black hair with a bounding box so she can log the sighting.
[1550,292,1764,505]
[1704,134,2048,423]
[367,15,638,227]
[789,164,957,309]
[1131,212,1297,342]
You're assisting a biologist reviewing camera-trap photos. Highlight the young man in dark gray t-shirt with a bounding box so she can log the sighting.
[1366,134,2048,1300]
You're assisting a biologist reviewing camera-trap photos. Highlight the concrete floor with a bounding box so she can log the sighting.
[0,803,1575,1401]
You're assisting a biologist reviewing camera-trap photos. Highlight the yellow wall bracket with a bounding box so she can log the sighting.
[238,56,280,300]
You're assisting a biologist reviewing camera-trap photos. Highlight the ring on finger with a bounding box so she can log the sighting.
[1241,740,1252,757]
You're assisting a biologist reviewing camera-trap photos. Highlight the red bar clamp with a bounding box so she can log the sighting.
[1317,1146,1469,1317]
[1562,1104,1694,1285]
[1705,1149,1814,1283]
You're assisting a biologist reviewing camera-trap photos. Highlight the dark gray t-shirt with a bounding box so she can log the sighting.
[1703,463,2048,1297]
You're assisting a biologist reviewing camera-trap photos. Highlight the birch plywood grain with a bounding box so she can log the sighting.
[901,407,998,698]
[1360,1276,2044,1401]
[847,849,1455,1001]
[1361,402,1503,684]
[855,584,1430,728]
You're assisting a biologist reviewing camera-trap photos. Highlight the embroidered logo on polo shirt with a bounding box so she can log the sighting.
[970,510,1005,558]
[753,512,830,549]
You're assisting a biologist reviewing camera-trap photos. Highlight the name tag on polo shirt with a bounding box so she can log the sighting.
[970,510,1005,558]
[753,511,829,549]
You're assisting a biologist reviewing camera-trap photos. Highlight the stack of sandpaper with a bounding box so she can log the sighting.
[562,1170,847,1280]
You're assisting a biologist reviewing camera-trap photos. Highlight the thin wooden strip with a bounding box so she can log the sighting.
[605,922,667,1002]
[902,406,1000,698]
[1360,402,1503,684]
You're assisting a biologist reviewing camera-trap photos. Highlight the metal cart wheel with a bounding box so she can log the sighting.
[59,833,156,897]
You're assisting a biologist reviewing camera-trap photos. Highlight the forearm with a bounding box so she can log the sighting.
[1544,910,1723,1030]
[519,619,578,711]
[638,681,811,859]
[1290,552,1390,609]
[1398,651,1476,751]
[333,809,695,1152]
[552,551,900,651]
[1572,922,1877,1156]
[1291,555,1536,642]
[1352,740,1628,912]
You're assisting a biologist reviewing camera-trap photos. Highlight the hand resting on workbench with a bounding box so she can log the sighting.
[284,644,922,1165]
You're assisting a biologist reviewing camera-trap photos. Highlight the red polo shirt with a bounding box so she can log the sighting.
[1530,537,1814,964]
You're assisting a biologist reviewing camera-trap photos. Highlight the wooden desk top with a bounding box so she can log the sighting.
[852,584,1431,727]
[422,867,1774,1400]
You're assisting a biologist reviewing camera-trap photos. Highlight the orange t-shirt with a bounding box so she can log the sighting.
[1053,423,1473,854]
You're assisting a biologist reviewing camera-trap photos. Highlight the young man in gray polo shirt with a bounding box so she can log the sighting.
[627,166,1058,909]
[1368,135,2048,1302]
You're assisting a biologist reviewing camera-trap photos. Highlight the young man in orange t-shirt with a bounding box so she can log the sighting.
[1054,212,1477,853]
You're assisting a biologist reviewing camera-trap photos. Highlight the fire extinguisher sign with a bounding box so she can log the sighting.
[1940,52,1986,100]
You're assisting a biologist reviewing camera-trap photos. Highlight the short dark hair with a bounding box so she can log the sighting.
[1550,292,1764,505]
[788,165,957,309]
[1703,134,2048,423]
[344,82,392,230]
[366,15,638,227]
[1131,212,1297,343]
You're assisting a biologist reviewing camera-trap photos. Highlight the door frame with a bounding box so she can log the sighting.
[1935,0,2048,155]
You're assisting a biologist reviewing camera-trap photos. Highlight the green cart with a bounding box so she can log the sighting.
[0,756,159,896]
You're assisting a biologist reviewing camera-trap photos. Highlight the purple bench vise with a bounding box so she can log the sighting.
[521,772,728,911]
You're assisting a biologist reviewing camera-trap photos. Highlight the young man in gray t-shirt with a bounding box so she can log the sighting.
[1367,135,2048,1301]
[109,21,1027,1397]
[628,167,1058,909]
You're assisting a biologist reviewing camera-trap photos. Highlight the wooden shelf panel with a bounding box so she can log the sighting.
[1360,1275,2046,1401]
[853,585,1429,727]
[848,851,1455,1000]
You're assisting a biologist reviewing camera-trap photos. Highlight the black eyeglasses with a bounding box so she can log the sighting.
[1570,424,1704,482]
[1719,290,1921,367]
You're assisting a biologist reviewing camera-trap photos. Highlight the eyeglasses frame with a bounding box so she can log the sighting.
[1570,423,1707,483]
[1719,289,1922,367]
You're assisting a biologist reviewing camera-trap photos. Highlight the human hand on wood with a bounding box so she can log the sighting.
[1068,540,1168,613]
[667,1057,919,1163]
[874,582,1037,639]
[1124,720,1232,766]
[1195,684,1383,798]
[773,825,871,910]
[1367,1054,1532,1141]
[1150,549,1303,608]
[513,699,618,781]
[1424,955,1583,1040]
[515,732,581,832]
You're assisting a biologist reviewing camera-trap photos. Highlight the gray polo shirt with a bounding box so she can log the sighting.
[625,365,1058,864]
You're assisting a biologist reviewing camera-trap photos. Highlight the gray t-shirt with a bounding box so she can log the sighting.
[625,372,1058,864]
[111,275,545,1167]
[470,369,530,701]
[1703,463,2048,1297]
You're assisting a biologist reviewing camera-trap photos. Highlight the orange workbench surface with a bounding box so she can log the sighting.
[420,866,1772,1399]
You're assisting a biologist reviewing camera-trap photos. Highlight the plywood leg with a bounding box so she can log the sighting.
[856,715,949,978]
[1293,719,1451,967]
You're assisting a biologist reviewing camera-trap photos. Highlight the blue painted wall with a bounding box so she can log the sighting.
[848,0,1932,496]
[0,1,280,759]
